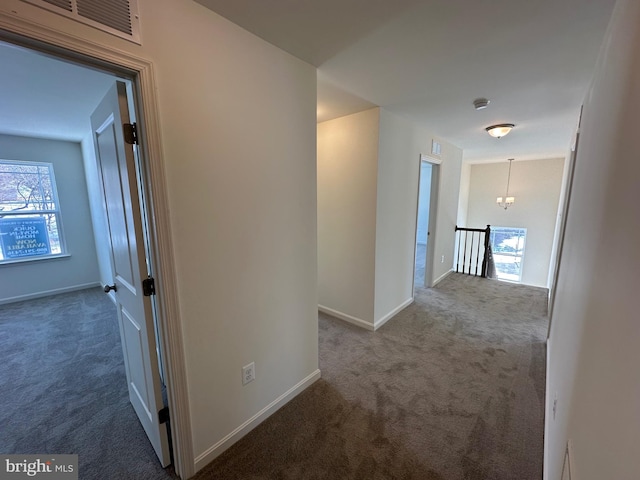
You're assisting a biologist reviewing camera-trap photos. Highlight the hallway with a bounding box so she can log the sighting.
[196,273,548,479]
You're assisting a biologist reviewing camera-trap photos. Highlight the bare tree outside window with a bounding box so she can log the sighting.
[489,227,526,282]
[0,160,65,262]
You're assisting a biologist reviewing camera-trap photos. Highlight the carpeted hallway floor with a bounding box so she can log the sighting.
[195,273,548,479]
[1,273,547,479]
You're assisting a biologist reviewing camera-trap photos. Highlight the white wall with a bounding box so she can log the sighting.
[81,132,113,288]
[317,108,379,325]
[545,0,640,479]
[317,108,463,328]
[376,115,462,295]
[0,0,319,473]
[466,158,565,287]
[0,134,100,303]
[429,136,463,285]
[546,148,574,303]
[374,110,421,324]
[457,162,471,227]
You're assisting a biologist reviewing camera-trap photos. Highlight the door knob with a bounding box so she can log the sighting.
[104,284,117,293]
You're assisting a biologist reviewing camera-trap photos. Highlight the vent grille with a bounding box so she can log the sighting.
[22,0,140,44]
[42,0,72,11]
[77,0,132,36]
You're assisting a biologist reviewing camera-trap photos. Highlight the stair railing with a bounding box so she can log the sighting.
[454,225,491,278]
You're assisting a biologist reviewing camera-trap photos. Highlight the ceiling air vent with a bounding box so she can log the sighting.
[41,0,72,11]
[22,0,140,44]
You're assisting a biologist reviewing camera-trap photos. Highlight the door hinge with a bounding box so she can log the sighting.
[123,122,138,145]
[158,406,170,424]
[142,276,156,296]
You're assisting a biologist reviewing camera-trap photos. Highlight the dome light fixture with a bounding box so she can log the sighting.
[486,123,515,138]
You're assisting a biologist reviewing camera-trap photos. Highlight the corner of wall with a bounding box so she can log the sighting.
[429,139,463,285]
[317,108,380,324]
[81,132,113,287]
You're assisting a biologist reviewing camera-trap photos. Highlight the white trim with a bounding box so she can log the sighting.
[194,369,322,473]
[318,305,374,331]
[0,281,99,305]
[0,13,193,479]
[420,153,443,165]
[543,335,552,480]
[0,253,71,266]
[374,297,413,330]
[431,268,453,287]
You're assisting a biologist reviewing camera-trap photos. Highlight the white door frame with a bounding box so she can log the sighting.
[0,14,194,479]
[413,154,441,290]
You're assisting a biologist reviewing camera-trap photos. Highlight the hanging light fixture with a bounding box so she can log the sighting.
[497,159,515,210]
[486,123,515,138]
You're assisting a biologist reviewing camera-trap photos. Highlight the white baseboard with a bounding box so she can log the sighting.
[374,297,413,330]
[318,305,374,331]
[194,369,321,473]
[0,282,101,305]
[431,269,453,287]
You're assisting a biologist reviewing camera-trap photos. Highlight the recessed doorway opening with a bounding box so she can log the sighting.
[413,157,440,290]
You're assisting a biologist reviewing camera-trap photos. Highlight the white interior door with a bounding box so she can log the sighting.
[91,81,171,467]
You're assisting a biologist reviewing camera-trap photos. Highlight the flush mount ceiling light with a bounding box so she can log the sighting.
[486,123,515,138]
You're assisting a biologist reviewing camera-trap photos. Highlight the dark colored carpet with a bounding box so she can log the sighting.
[1,274,547,479]
[0,287,177,480]
[194,273,548,480]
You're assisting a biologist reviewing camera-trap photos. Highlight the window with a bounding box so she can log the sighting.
[490,226,526,282]
[0,160,66,263]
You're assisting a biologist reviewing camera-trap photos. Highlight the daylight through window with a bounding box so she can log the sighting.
[489,226,526,282]
[0,160,65,263]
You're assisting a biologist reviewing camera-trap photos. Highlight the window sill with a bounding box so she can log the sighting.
[0,254,71,267]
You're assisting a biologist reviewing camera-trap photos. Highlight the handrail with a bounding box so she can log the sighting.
[455,225,491,278]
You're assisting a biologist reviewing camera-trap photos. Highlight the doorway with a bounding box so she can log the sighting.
[0,34,178,475]
[414,157,439,290]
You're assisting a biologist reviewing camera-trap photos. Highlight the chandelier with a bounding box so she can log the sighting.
[497,159,515,210]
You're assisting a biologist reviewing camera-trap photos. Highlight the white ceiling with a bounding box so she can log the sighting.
[195,0,616,163]
[0,41,116,142]
[0,1,616,163]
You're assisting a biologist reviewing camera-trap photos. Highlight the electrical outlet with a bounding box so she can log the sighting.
[441,255,445,263]
[242,362,255,385]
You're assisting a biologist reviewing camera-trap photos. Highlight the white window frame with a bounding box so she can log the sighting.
[490,226,526,282]
[0,159,67,264]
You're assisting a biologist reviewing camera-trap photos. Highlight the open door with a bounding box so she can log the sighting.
[414,161,433,288]
[413,156,440,290]
[91,81,171,466]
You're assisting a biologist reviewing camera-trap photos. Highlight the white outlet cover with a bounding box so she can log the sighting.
[242,362,255,385]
